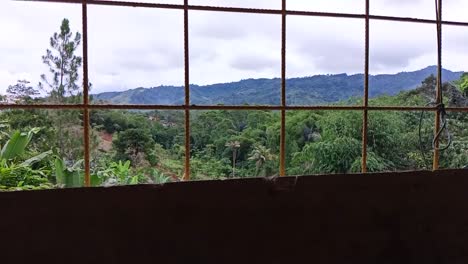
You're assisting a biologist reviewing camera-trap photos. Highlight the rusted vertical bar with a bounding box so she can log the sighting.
[361,0,370,173]
[183,0,191,180]
[83,108,91,186]
[433,0,442,170]
[82,0,91,187]
[433,112,441,170]
[279,0,286,176]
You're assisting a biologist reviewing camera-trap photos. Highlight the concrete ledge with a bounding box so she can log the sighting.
[1,169,468,264]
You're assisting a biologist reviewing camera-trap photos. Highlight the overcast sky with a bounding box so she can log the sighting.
[1,0,468,94]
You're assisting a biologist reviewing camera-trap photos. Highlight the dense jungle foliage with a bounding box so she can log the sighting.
[1,19,467,191]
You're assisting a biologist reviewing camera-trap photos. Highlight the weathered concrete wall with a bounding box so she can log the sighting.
[1,169,468,264]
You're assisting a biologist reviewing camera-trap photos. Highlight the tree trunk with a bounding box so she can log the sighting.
[232,149,236,178]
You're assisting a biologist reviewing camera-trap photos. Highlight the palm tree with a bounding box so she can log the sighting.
[225,140,240,177]
[248,145,277,177]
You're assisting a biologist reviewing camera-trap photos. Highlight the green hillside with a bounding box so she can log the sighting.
[93,66,462,105]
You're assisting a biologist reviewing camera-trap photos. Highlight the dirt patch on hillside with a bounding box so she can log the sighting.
[98,131,113,152]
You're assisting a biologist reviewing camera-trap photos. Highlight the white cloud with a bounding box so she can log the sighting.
[287,16,364,77]
[371,0,435,19]
[0,0,467,95]
[369,20,438,73]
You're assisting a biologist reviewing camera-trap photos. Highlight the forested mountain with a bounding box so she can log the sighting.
[3,18,467,192]
[93,66,462,105]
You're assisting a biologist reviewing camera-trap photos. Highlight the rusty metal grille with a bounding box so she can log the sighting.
[4,0,468,185]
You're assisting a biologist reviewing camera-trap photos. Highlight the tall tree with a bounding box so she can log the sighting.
[248,144,276,177]
[39,18,83,162]
[225,140,240,177]
[113,128,156,166]
[7,80,39,104]
[456,72,468,97]
[40,18,82,103]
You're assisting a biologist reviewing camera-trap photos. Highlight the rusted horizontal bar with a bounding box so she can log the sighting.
[88,0,183,10]
[118,105,467,112]
[18,0,83,4]
[184,4,280,15]
[366,106,437,111]
[0,104,86,110]
[369,15,436,24]
[287,10,365,19]
[19,0,183,9]
[442,21,468,27]
[18,0,468,26]
[1,103,467,112]
[445,107,468,112]
[0,104,184,110]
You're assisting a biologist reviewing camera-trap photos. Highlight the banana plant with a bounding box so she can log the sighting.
[111,160,139,185]
[95,160,140,186]
[54,158,84,188]
[0,128,54,190]
[0,122,10,142]
[20,150,53,167]
[0,128,40,161]
[149,168,171,184]
[0,128,52,170]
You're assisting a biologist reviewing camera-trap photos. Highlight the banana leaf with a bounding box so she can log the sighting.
[55,158,84,188]
[0,128,40,160]
[20,150,53,167]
